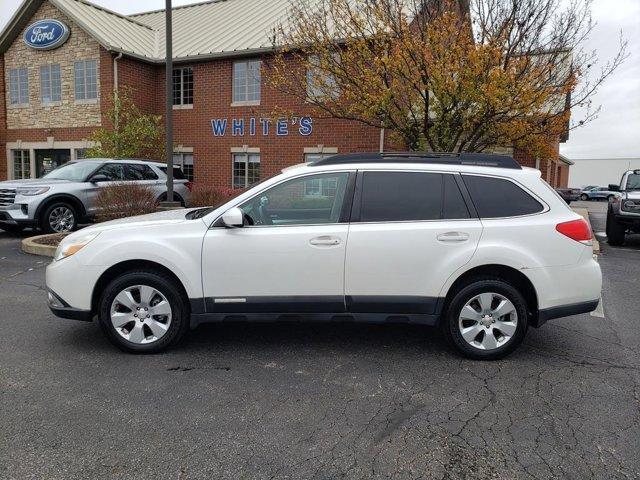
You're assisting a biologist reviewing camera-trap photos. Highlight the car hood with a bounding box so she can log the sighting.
[0,179,72,188]
[77,208,198,236]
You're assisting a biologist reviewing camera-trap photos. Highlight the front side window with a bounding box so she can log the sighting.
[462,175,543,218]
[233,153,260,188]
[9,68,28,105]
[172,67,193,106]
[303,153,338,196]
[173,153,194,182]
[239,172,350,226]
[13,150,30,179]
[232,60,260,104]
[40,64,61,103]
[93,163,125,181]
[74,60,97,100]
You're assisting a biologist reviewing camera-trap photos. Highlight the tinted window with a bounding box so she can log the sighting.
[443,174,470,219]
[159,166,186,180]
[463,175,543,218]
[126,164,158,180]
[360,172,442,222]
[94,164,124,181]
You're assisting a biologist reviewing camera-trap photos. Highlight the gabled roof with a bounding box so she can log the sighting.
[0,0,295,63]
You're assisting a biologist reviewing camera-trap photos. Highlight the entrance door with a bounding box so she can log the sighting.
[36,149,71,177]
[201,171,353,314]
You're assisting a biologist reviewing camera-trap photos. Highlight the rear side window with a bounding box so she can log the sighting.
[462,175,543,218]
[126,164,158,180]
[159,166,186,180]
[358,172,469,222]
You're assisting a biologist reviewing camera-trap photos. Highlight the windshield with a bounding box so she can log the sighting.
[626,174,640,190]
[43,161,102,181]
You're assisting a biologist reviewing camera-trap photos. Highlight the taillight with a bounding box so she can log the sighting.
[185,182,193,192]
[556,218,592,244]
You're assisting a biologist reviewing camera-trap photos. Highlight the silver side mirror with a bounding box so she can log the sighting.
[222,207,244,228]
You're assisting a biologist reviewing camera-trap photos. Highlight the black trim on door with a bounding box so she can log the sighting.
[346,295,441,315]
[338,172,357,223]
[453,173,479,218]
[204,296,346,314]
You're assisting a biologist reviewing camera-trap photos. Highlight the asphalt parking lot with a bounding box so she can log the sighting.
[1,203,639,480]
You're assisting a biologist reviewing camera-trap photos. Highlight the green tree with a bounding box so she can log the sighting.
[85,88,164,159]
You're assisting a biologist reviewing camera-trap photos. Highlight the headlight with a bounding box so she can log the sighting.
[16,187,50,196]
[54,232,100,261]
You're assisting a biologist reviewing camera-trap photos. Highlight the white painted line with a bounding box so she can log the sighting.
[591,296,605,318]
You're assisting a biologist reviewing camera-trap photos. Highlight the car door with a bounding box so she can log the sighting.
[344,170,482,317]
[125,163,163,197]
[201,171,354,314]
[83,163,126,215]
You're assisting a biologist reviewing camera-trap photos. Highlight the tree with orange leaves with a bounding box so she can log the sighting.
[267,0,627,158]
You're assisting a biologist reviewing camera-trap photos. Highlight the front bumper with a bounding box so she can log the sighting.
[47,289,93,322]
[0,204,37,226]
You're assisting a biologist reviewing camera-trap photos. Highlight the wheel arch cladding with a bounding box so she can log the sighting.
[36,194,86,220]
[442,264,539,327]
[91,260,191,315]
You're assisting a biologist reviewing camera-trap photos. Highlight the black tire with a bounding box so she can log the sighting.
[40,201,78,233]
[580,194,589,201]
[0,224,25,234]
[98,270,190,353]
[606,211,626,246]
[441,278,529,360]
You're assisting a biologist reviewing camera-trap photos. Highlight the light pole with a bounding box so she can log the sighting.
[163,0,176,206]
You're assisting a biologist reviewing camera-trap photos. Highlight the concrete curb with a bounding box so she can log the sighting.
[572,207,600,254]
[21,235,59,258]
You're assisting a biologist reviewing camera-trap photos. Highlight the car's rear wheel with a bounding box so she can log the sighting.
[98,270,189,353]
[580,193,589,201]
[441,279,528,360]
[41,202,77,233]
[606,211,626,246]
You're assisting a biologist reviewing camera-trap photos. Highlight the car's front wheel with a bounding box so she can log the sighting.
[580,193,589,201]
[441,279,529,360]
[98,270,190,353]
[41,202,78,233]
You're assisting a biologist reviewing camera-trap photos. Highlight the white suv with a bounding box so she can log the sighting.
[45,153,602,359]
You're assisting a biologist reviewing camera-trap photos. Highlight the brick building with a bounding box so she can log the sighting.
[0,0,570,189]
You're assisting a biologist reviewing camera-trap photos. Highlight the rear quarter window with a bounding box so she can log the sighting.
[159,166,186,180]
[462,175,543,218]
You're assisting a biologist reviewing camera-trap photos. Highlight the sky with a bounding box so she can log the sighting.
[0,0,638,161]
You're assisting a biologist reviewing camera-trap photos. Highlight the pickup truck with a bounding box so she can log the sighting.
[606,169,640,245]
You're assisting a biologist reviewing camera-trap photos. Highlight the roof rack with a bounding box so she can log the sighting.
[309,152,522,170]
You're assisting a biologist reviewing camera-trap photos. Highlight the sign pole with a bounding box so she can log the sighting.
[164,0,175,205]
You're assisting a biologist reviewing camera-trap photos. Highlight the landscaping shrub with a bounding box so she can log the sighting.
[187,186,244,208]
[94,182,159,222]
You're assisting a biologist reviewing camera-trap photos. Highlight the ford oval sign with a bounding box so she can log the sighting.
[23,19,70,50]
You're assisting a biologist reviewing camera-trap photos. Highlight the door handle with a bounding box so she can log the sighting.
[309,236,341,246]
[437,232,470,242]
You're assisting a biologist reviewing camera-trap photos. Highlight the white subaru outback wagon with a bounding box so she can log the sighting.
[46,153,602,360]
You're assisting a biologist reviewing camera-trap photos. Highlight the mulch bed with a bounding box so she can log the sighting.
[32,233,69,247]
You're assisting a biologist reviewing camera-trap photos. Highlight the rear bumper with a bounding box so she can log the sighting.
[536,299,600,326]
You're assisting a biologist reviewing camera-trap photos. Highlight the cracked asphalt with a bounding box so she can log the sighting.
[1,201,639,479]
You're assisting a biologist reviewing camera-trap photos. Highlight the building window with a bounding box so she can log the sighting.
[9,68,28,105]
[172,67,193,106]
[232,60,260,104]
[75,148,88,160]
[306,55,338,99]
[173,152,194,182]
[74,60,97,101]
[233,153,260,188]
[13,150,30,179]
[40,64,62,104]
[303,152,338,196]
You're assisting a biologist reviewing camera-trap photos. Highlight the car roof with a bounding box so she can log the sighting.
[84,158,172,167]
[309,152,522,169]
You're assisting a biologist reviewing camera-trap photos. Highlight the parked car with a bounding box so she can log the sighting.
[0,159,191,233]
[46,152,602,360]
[605,169,640,246]
[579,186,617,201]
[555,187,581,204]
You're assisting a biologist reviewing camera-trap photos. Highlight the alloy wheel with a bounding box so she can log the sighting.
[110,285,172,344]
[49,206,75,232]
[458,292,518,351]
